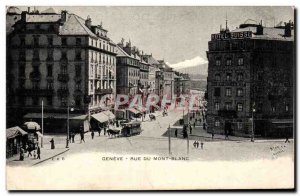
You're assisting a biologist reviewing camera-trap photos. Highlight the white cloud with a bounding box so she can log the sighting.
[167,56,208,70]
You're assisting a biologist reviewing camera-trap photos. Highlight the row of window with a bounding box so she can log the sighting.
[129,69,140,77]
[18,80,81,91]
[214,102,244,112]
[214,57,244,66]
[214,73,244,81]
[18,96,82,107]
[214,87,244,97]
[214,119,243,130]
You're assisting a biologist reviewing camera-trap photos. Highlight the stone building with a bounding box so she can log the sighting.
[156,60,175,100]
[174,72,191,96]
[206,20,294,138]
[6,7,117,132]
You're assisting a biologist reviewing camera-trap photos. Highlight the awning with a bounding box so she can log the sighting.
[271,119,293,124]
[24,121,41,130]
[127,108,140,114]
[36,131,43,137]
[70,114,88,120]
[6,126,27,139]
[24,113,86,120]
[92,112,109,123]
[103,110,115,120]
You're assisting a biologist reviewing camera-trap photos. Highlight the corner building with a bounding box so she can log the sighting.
[206,21,294,137]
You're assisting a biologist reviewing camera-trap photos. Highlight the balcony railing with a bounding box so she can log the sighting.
[17,88,54,96]
[57,74,69,82]
[95,88,113,95]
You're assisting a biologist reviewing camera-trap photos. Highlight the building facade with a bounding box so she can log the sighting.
[206,21,294,138]
[6,8,117,132]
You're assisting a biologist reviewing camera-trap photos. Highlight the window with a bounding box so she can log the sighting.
[237,73,243,81]
[237,103,243,112]
[225,88,232,97]
[226,58,232,66]
[76,38,81,46]
[75,82,81,90]
[19,65,25,77]
[238,57,244,66]
[47,96,53,106]
[47,64,53,76]
[272,106,276,112]
[61,98,67,106]
[215,102,220,111]
[33,36,39,46]
[48,36,53,46]
[226,73,232,81]
[237,121,243,130]
[215,74,221,81]
[75,50,81,60]
[62,37,67,46]
[214,87,220,97]
[237,88,243,97]
[286,105,289,112]
[225,102,231,110]
[32,81,39,90]
[47,82,53,90]
[215,119,220,127]
[75,64,81,77]
[32,97,39,106]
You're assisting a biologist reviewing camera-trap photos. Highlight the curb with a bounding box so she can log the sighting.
[32,149,70,166]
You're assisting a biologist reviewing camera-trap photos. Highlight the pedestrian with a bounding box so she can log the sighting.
[37,146,41,159]
[50,138,55,149]
[193,141,197,148]
[80,132,85,143]
[193,121,196,128]
[175,129,178,137]
[225,132,229,140]
[91,131,95,140]
[199,118,202,123]
[189,125,192,134]
[285,134,290,143]
[72,133,75,143]
[203,122,206,130]
[212,132,214,140]
[19,147,24,161]
[104,127,107,136]
[200,141,204,149]
[27,145,33,157]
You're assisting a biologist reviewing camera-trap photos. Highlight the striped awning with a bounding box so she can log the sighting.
[7,126,27,139]
[92,112,109,123]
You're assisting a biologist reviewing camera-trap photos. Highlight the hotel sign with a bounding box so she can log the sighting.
[211,31,252,40]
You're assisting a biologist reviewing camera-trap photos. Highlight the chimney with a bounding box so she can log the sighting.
[61,10,68,23]
[284,21,292,37]
[256,20,263,35]
[85,16,92,29]
[21,11,27,21]
[27,7,30,13]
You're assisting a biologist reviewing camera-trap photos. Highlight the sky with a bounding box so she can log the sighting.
[16,6,294,67]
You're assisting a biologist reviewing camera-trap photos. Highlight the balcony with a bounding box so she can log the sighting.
[57,89,69,97]
[17,88,54,96]
[95,88,113,95]
[29,72,41,81]
[57,74,69,82]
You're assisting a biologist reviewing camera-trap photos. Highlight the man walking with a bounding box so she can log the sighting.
[175,129,178,137]
[200,141,204,149]
[91,131,95,140]
[80,131,85,143]
[37,146,41,159]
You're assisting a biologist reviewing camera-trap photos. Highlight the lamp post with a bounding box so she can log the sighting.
[66,100,74,148]
[251,108,256,142]
[41,99,44,148]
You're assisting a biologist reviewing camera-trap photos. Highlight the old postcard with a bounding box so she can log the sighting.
[6,6,295,190]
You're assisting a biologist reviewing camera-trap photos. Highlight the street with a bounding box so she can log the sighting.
[7,108,293,167]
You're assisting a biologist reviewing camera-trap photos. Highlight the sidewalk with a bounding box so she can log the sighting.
[7,137,70,167]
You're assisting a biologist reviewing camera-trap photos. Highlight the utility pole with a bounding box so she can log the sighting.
[41,99,44,148]
[168,124,171,156]
[66,101,70,148]
[187,107,189,156]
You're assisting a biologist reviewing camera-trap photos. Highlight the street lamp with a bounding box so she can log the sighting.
[251,107,256,142]
[66,100,74,148]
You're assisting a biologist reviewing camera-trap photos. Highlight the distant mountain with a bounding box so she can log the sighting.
[167,56,208,77]
[175,63,208,77]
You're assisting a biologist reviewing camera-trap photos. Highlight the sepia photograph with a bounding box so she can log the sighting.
[5,5,295,190]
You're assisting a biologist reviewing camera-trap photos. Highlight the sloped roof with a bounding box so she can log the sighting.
[116,45,131,57]
[59,14,97,38]
[231,26,294,41]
